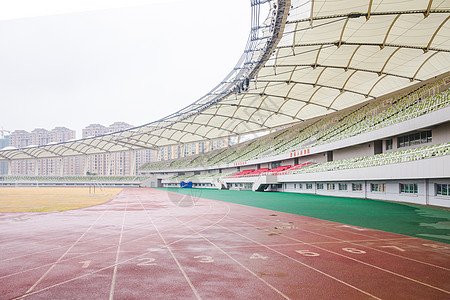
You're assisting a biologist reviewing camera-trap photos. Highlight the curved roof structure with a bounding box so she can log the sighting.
[1,0,450,161]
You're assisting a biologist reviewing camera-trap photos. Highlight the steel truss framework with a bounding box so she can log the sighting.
[1,0,449,161]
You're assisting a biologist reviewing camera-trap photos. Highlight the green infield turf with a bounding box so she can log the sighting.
[158,188,450,244]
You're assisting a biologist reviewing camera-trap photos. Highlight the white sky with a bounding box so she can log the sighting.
[0,0,251,138]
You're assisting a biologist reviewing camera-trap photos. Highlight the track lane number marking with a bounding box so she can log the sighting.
[342,248,366,254]
[250,253,268,260]
[194,255,214,263]
[379,246,405,252]
[137,258,156,266]
[295,250,320,257]
[423,243,449,250]
[79,260,91,268]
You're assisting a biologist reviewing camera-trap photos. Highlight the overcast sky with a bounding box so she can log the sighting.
[0,0,251,138]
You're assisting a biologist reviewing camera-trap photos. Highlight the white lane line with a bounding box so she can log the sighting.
[142,189,232,248]
[233,214,450,271]
[227,216,450,295]
[170,210,291,299]
[299,227,450,271]
[109,197,129,300]
[19,208,110,298]
[145,191,290,299]
[217,223,381,299]
[13,251,158,300]
[0,206,213,281]
[135,193,202,300]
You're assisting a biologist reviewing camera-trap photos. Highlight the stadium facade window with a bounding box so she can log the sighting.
[371,183,386,192]
[400,183,418,194]
[339,183,348,190]
[299,183,303,189]
[436,184,449,196]
[306,183,313,190]
[317,183,324,190]
[294,183,297,189]
[327,183,335,190]
[352,183,362,192]
[386,139,393,150]
[398,131,431,148]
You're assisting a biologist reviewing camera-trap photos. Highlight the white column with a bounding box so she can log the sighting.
[59,158,64,177]
[106,153,111,175]
[34,160,39,176]
[7,160,12,176]
[129,150,136,176]
[84,155,89,175]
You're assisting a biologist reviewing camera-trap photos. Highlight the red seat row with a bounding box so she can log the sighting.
[228,162,313,178]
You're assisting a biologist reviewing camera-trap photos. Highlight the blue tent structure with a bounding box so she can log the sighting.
[180,181,192,188]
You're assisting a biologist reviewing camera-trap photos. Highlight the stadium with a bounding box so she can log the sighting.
[0,0,450,299]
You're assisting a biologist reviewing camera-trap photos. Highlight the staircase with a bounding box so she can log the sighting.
[252,175,278,192]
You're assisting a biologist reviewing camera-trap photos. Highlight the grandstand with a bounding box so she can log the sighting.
[0,0,449,208]
[142,76,450,207]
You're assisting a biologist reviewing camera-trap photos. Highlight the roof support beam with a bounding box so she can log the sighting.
[378,47,401,75]
[313,45,323,69]
[345,45,361,71]
[328,91,345,110]
[263,63,417,82]
[314,67,327,87]
[292,22,299,54]
[381,14,401,49]
[273,48,280,75]
[257,78,373,98]
[366,74,388,97]
[276,83,298,114]
[293,86,322,119]
[424,0,433,18]
[424,15,450,53]
[340,70,357,92]
[288,66,297,83]
[287,9,449,25]
[249,91,338,112]
[366,0,373,20]
[278,41,450,53]
[189,111,272,130]
[410,51,439,81]
[338,17,350,48]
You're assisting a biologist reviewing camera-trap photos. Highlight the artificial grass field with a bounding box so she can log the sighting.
[159,187,450,244]
[0,187,122,212]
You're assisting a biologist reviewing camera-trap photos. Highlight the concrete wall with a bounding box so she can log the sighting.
[280,179,450,208]
[433,122,450,144]
[333,142,374,161]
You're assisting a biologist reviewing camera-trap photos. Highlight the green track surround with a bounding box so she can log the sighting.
[158,188,450,244]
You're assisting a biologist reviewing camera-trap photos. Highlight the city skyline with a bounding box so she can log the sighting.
[5,122,157,176]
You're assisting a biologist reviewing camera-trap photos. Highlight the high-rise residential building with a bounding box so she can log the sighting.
[157,137,233,161]
[7,123,156,176]
[83,122,156,176]
[82,124,108,138]
[9,127,76,176]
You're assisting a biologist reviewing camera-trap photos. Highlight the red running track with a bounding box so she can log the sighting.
[0,188,449,299]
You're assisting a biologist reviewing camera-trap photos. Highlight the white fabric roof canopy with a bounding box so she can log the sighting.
[1,0,449,161]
